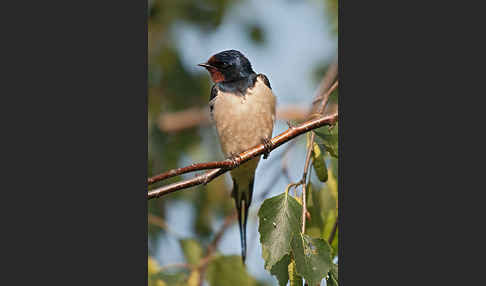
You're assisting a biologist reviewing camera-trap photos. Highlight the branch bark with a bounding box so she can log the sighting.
[148,112,338,199]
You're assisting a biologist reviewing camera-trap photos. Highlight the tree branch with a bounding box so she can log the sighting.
[328,219,338,245]
[299,80,338,233]
[148,113,338,199]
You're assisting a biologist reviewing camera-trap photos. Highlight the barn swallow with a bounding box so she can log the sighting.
[199,50,276,262]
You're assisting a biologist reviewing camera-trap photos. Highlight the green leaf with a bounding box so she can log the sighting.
[312,142,328,182]
[322,209,337,240]
[327,273,338,286]
[305,184,325,238]
[315,122,338,158]
[151,271,188,286]
[258,192,302,270]
[179,239,203,266]
[270,255,290,286]
[206,255,255,286]
[327,263,339,286]
[291,234,333,285]
[330,226,338,256]
[288,259,303,286]
[331,263,338,281]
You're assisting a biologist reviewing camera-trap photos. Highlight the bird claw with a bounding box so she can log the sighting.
[286,120,295,129]
[262,138,273,159]
[227,153,242,168]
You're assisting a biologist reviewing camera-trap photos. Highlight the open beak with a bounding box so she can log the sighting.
[198,63,214,69]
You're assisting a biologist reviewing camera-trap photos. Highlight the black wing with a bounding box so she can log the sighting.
[257,74,272,90]
[210,84,218,101]
[209,84,218,114]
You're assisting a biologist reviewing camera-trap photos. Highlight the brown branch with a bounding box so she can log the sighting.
[310,60,338,109]
[147,213,169,229]
[158,106,309,133]
[328,218,338,244]
[148,112,338,200]
[300,133,314,233]
[300,80,339,232]
[148,160,235,185]
[148,213,184,238]
[159,262,192,272]
[206,212,237,256]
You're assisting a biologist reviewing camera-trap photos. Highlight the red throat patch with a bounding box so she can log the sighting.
[208,68,225,83]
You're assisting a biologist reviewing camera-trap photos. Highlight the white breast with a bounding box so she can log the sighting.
[212,77,276,158]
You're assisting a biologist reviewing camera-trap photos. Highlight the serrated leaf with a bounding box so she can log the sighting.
[315,122,338,158]
[288,259,303,286]
[179,239,203,266]
[291,234,332,285]
[258,192,302,270]
[312,142,328,182]
[270,254,290,286]
[206,255,255,286]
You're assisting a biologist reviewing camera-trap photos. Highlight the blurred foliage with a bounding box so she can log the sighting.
[148,0,338,285]
[325,0,338,35]
[246,24,266,45]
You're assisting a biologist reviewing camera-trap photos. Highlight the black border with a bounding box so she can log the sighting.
[10,0,149,284]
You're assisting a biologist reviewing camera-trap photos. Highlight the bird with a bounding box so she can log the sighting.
[199,50,276,263]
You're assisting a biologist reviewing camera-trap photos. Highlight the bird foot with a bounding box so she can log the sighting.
[286,120,295,129]
[262,138,273,159]
[226,153,242,168]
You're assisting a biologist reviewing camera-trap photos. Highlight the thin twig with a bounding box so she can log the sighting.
[148,160,235,185]
[158,263,192,272]
[205,212,237,256]
[148,213,184,238]
[328,219,338,245]
[299,80,339,233]
[148,113,338,199]
[147,213,169,230]
[300,132,314,233]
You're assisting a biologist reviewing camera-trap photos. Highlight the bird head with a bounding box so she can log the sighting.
[198,50,255,83]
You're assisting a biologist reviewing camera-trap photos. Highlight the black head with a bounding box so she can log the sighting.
[198,50,255,83]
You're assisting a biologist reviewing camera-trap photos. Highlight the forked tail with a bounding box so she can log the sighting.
[232,178,254,263]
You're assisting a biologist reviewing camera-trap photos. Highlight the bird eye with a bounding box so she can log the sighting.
[220,62,230,69]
